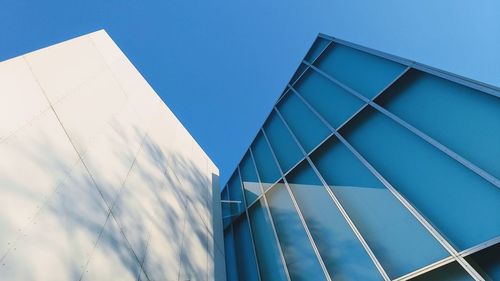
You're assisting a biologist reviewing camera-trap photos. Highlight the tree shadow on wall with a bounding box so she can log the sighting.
[0,108,218,281]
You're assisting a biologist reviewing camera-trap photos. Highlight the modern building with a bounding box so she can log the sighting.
[221,34,500,281]
[0,30,499,281]
[0,30,225,281]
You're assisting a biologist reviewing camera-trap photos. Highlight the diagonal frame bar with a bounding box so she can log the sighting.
[272,107,391,280]
[303,60,500,189]
[288,84,485,281]
[260,128,333,281]
[247,147,292,281]
[235,166,263,281]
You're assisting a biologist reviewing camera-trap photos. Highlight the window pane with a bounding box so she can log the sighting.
[410,262,474,281]
[304,37,330,62]
[294,70,365,128]
[277,92,330,153]
[228,172,245,213]
[234,217,260,281]
[342,107,500,250]
[286,160,383,281]
[222,186,232,229]
[240,151,262,205]
[465,242,500,280]
[315,44,406,99]
[375,69,500,179]
[248,200,289,281]
[263,112,303,173]
[311,137,448,278]
[251,132,281,191]
[266,183,327,281]
[224,228,239,281]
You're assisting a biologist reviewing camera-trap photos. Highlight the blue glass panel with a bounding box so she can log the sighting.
[411,262,474,281]
[375,69,500,179]
[266,183,327,281]
[294,70,365,128]
[234,217,260,281]
[466,243,500,281]
[224,228,239,281]
[251,132,282,191]
[222,186,232,229]
[277,92,331,153]
[342,107,500,250]
[286,160,383,281]
[240,151,262,205]
[248,200,289,281]
[304,37,330,62]
[315,44,406,99]
[228,172,245,214]
[311,137,448,278]
[263,112,303,173]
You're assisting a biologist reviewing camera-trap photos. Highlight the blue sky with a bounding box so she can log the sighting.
[1,0,499,185]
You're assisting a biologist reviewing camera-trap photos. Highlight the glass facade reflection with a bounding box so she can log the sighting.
[221,34,500,281]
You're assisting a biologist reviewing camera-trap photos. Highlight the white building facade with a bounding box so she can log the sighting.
[0,30,225,281]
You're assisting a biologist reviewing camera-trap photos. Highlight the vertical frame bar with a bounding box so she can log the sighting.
[288,84,485,281]
[260,128,333,281]
[272,107,391,281]
[248,148,292,281]
[236,166,263,281]
[303,60,499,189]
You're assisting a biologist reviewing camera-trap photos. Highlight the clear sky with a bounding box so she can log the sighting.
[1,0,499,185]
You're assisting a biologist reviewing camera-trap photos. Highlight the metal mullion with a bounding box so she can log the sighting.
[222,184,235,231]
[288,86,485,281]
[286,66,410,137]
[272,107,391,281]
[243,181,278,211]
[222,39,335,194]
[236,166,262,281]
[225,199,238,279]
[317,33,500,99]
[304,61,500,189]
[248,148,292,281]
[244,129,335,210]
[251,134,334,196]
[393,256,455,281]
[458,236,500,257]
[260,128,333,281]
[246,154,306,204]
[276,40,334,104]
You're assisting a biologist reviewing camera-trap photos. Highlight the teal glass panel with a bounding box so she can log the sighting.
[304,37,330,62]
[222,186,232,229]
[290,63,308,85]
[410,262,474,281]
[286,160,383,281]
[465,243,500,280]
[277,92,331,153]
[315,44,406,99]
[234,217,260,281]
[375,69,500,179]
[342,107,500,250]
[224,228,239,281]
[228,172,245,214]
[263,112,303,173]
[311,137,448,278]
[251,132,281,191]
[266,183,327,281]
[294,70,365,128]
[248,200,289,281]
[240,151,262,206]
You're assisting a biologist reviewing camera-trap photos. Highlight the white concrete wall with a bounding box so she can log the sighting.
[0,30,223,281]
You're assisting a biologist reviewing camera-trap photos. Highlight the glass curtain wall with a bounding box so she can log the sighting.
[222,34,500,281]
